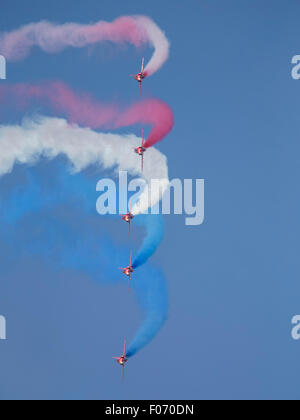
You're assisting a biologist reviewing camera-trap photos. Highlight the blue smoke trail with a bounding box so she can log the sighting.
[0,159,168,357]
[132,215,164,270]
[126,264,168,358]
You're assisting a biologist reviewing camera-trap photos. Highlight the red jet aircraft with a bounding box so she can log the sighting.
[131,57,146,96]
[135,128,147,172]
[120,250,134,290]
[113,340,128,380]
[122,199,134,237]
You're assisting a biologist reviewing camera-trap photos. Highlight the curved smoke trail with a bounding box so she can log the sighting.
[0,162,168,357]
[0,15,170,76]
[126,264,168,359]
[0,82,174,214]
[0,116,169,215]
[132,215,164,270]
[0,82,174,148]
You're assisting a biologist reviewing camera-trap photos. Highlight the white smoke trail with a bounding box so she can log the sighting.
[137,16,170,77]
[0,15,170,76]
[0,117,169,215]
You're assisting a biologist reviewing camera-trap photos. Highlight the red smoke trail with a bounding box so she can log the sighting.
[116,99,174,148]
[0,82,174,148]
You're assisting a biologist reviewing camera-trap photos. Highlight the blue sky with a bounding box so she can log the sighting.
[1,0,300,400]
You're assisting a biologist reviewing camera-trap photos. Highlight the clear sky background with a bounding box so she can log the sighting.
[1,0,300,400]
